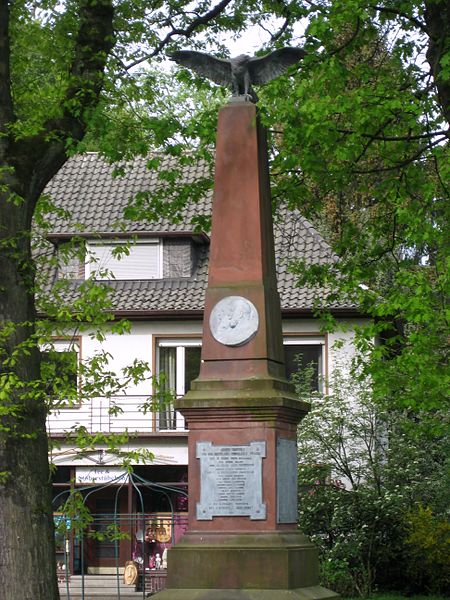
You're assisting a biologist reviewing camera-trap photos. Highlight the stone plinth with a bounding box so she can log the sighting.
[167,531,319,589]
[157,100,338,600]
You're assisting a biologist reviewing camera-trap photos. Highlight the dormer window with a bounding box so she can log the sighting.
[86,239,163,280]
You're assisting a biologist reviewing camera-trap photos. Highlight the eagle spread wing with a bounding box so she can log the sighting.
[248,47,306,85]
[169,50,232,87]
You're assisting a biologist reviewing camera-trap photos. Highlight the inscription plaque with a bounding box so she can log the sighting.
[276,437,298,523]
[196,441,266,520]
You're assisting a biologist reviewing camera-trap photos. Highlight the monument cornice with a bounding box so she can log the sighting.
[175,403,309,427]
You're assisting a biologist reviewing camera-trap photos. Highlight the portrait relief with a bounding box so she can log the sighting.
[209,296,259,346]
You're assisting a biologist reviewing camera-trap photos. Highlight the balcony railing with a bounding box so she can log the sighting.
[46,396,187,435]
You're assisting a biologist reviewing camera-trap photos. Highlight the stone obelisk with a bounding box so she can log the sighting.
[157,99,338,599]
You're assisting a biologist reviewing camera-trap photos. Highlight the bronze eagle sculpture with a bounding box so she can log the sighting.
[169,47,306,102]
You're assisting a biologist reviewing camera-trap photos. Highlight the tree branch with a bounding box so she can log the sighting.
[351,137,446,174]
[371,4,428,33]
[328,17,361,57]
[352,116,396,164]
[259,16,291,43]
[336,128,448,141]
[12,0,115,219]
[424,0,450,127]
[125,0,234,69]
[302,0,328,14]
[54,0,115,137]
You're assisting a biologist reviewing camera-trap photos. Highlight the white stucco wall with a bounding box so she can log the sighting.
[46,317,370,469]
[328,318,368,376]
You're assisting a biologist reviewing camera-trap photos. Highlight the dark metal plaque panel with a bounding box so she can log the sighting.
[196,441,266,520]
[276,437,298,523]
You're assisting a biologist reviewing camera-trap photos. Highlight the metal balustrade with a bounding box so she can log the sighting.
[54,473,189,599]
[46,395,187,435]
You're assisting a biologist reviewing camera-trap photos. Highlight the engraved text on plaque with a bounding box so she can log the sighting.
[196,441,266,520]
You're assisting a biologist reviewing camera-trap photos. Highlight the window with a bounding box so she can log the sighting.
[156,340,201,431]
[283,337,324,392]
[154,337,324,431]
[89,499,120,560]
[57,242,85,280]
[86,240,162,280]
[41,339,80,406]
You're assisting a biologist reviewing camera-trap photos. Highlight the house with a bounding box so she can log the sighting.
[40,152,366,581]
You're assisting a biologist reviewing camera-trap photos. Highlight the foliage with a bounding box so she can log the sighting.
[1,3,293,597]
[264,2,449,419]
[404,505,450,594]
[294,362,449,597]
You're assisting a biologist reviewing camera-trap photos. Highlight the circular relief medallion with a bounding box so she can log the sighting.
[209,296,259,347]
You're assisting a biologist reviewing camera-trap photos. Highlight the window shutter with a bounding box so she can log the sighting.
[88,242,161,280]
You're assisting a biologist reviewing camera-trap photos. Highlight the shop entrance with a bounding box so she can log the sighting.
[84,495,129,573]
[52,469,188,595]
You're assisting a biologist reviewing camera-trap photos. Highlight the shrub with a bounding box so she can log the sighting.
[295,363,448,597]
[404,505,450,594]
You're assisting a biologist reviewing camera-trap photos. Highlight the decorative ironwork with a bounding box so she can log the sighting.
[53,472,188,599]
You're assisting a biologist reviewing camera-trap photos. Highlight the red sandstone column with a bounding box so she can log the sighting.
[158,99,338,600]
[199,98,284,381]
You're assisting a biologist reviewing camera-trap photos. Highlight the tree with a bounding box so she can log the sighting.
[260,1,449,417]
[132,3,449,422]
[0,3,115,597]
[0,2,280,598]
[294,364,449,596]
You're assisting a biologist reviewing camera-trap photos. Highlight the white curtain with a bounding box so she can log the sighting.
[158,347,176,429]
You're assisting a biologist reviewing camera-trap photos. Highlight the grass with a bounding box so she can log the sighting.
[345,595,447,600]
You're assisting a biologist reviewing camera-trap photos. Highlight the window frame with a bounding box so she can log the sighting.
[153,336,202,432]
[283,334,327,393]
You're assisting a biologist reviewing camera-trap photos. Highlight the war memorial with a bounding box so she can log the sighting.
[157,49,339,599]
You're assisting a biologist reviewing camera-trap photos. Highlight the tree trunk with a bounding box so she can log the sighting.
[0,403,59,600]
[0,1,115,594]
[424,0,450,127]
[0,185,59,599]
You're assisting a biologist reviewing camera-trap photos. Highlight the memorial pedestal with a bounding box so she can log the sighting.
[157,99,338,600]
[155,393,336,599]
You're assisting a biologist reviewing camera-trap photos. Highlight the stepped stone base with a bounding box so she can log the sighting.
[155,585,338,600]
[156,532,338,600]
[166,532,319,590]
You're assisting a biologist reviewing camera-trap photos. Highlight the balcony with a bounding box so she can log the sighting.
[46,395,187,435]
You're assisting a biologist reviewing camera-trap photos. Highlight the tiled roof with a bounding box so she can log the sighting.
[42,153,356,314]
[44,153,212,235]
